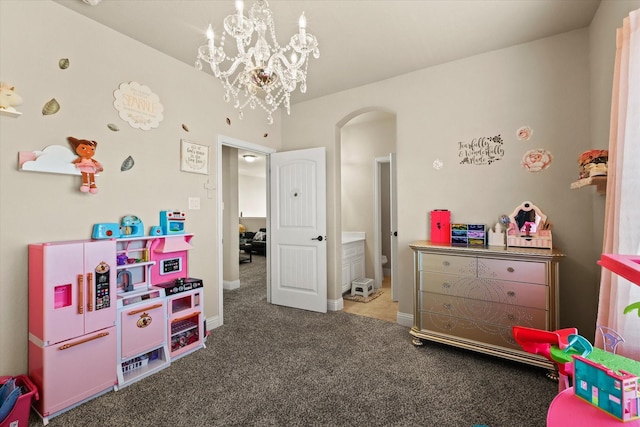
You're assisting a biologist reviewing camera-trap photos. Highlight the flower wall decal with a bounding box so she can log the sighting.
[516,126,533,141]
[521,148,553,172]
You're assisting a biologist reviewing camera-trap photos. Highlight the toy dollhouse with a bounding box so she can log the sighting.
[573,355,640,422]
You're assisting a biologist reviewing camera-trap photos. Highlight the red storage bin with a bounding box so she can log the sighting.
[430,209,451,244]
[0,375,38,427]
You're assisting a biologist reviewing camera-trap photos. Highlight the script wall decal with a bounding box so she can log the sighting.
[458,135,504,166]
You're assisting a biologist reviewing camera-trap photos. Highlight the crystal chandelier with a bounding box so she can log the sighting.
[195,0,320,125]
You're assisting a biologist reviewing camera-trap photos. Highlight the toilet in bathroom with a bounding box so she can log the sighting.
[380,255,388,283]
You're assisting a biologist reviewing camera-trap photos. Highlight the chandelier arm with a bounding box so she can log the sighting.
[216,57,247,79]
[268,51,306,72]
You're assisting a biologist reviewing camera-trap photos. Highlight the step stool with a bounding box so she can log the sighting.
[351,278,374,297]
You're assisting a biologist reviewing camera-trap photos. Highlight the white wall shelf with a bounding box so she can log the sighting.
[570,176,607,195]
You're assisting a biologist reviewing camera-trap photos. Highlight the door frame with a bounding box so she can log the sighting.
[217,134,275,326]
[374,155,398,301]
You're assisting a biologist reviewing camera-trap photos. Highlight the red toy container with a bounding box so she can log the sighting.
[430,209,451,244]
[0,375,38,427]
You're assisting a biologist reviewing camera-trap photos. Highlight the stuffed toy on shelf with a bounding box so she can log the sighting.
[68,136,103,194]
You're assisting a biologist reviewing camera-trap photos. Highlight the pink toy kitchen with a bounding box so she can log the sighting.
[27,212,205,425]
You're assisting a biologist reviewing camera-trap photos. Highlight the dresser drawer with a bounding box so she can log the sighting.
[420,292,548,327]
[418,253,476,276]
[478,258,546,284]
[420,312,546,351]
[420,272,547,309]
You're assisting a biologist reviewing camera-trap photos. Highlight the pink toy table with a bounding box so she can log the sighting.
[547,387,640,426]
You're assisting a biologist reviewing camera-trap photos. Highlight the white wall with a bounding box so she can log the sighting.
[0,0,282,375]
[239,174,267,217]
[282,30,596,335]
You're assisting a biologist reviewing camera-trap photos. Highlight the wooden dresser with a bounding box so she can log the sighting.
[409,241,564,369]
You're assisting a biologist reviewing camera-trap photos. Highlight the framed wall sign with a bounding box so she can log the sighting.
[180,140,209,175]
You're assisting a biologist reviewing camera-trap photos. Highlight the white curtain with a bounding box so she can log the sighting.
[595,8,640,359]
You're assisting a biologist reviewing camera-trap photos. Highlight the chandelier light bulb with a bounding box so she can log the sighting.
[236,0,244,26]
[299,12,306,45]
[195,0,319,124]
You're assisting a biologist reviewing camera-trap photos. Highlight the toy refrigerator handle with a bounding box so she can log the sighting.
[77,274,84,314]
[87,272,93,312]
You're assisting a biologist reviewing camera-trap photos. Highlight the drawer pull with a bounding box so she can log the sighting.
[442,261,450,267]
[442,282,451,289]
[507,314,516,321]
[59,331,109,350]
[442,303,451,310]
[507,291,515,297]
[172,311,201,323]
[507,267,515,273]
[128,303,163,316]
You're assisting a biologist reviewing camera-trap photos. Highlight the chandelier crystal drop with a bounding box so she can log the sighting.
[195,0,319,124]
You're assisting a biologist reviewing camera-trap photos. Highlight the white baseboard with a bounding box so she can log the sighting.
[206,315,221,330]
[223,279,240,290]
[396,311,413,327]
[327,297,343,311]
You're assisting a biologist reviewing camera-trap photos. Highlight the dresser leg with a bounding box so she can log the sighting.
[412,337,424,346]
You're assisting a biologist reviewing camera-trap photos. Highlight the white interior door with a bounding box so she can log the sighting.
[390,152,398,301]
[270,147,327,313]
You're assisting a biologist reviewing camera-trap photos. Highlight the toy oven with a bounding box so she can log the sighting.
[160,210,185,235]
[154,278,204,359]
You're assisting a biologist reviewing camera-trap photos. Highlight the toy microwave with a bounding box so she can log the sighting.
[160,210,186,235]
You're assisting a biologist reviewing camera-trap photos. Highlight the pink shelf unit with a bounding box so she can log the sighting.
[148,235,193,285]
[599,254,640,287]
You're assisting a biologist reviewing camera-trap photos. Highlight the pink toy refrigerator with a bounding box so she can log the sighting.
[28,240,117,423]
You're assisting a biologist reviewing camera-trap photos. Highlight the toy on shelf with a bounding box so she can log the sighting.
[92,216,146,239]
[120,215,144,237]
[159,210,186,235]
[506,201,553,249]
[68,136,103,194]
[0,82,23,117]
[92,223,120,239]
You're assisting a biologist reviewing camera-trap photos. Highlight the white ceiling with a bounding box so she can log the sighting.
[54,0,600,105]
[52,0,601,177]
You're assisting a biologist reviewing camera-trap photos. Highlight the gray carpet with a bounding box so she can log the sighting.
[28,254,557,426]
